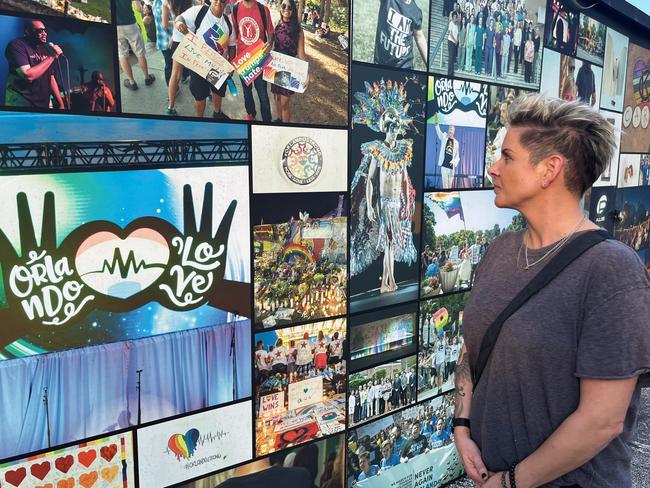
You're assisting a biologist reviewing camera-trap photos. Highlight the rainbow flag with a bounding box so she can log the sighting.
[433,307,449,336]
[232,40,271,86]
[428,191,465,221]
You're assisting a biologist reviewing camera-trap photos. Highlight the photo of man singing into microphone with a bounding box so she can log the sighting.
[0,13,118,113]
[4,19,65,109]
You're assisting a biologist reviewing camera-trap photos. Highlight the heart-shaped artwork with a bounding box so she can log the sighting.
[75,229,170,299]
[30,461,51,480]
[78,472,98,488]
[282,426,309,443]
[100,444,117,463]
[54,456,73,474]
[167,428,200,460]
[77,450,97,468]
[5,468,27,487]
[100,465,119,483]
[274,421,318,450]
[56,478,74,488]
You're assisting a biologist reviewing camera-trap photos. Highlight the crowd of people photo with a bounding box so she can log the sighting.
[349,364,417,426]
[116,0,348,124]
[441,0,543,86]
[254,322,347,455]
[420,236,487,296]
[255,329,346,388]
[418,331,463,397]
[346,395,455,486]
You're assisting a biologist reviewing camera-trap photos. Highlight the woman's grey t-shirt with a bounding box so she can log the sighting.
[463,230,650,488]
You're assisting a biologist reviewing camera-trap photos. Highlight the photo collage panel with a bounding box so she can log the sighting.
[0,0,648,487]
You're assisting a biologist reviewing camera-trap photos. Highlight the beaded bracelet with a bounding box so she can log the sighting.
[509,462,517,488]
[501,471,508,488]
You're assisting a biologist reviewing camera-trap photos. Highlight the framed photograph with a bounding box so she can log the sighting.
[576,14,605,66]
[252,192,347,328]
[349,64,426,313]
[254,319,347,456]
[544,0,579,56]
[352,0,429,72]
[348,355,417,427]
[429,0,546,90]
[420,190,522,297]
[0,14,117,113]
[418,293,468,400]
[600,27,629,112]
[425,76,488,190]
[346,393,463,488]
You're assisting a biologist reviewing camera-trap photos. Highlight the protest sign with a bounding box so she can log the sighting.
[260,391,286,418]
[172,32,233,89]
[263,51,309,93]
[232,40,272,86]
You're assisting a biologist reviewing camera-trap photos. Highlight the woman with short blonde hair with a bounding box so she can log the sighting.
[453,94,650,488]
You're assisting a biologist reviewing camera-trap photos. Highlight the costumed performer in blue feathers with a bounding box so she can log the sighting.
[351,79,417,294]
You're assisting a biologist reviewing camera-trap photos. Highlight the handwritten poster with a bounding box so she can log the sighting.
[136,400,252,488]
[172,32,233,90]
[288,375,323,411]
[0,433,135,488]
[263,51,309,93]
[260,391,286,417]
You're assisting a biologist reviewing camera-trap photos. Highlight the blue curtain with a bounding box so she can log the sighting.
[424,125,486,189]
[0,319,251,459]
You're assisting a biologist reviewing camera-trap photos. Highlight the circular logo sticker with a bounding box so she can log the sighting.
[633,106,642,128]
[623,106,633,128]
[282,137,323,186]
[239,17,260,46]
[641,105,649,129]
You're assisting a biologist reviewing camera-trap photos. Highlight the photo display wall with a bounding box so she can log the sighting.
[0,0,648,487]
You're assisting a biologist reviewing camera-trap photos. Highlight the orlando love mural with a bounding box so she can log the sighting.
[0,166,250,359]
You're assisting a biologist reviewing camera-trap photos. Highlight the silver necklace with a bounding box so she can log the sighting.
[518,215,586,270]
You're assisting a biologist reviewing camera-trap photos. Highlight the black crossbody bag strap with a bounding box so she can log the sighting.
[472,230,610,387]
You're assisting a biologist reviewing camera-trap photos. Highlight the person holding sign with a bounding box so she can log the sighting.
[271,0,308,123]
[232,0,275,121]
[175,0,236,119]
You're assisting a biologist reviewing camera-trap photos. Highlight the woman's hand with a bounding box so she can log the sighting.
[455,432,490,485]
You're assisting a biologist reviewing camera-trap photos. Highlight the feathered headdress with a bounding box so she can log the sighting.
[352,79,413,135]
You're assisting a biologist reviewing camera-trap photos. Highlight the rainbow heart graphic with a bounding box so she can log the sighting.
[167,428,200,460]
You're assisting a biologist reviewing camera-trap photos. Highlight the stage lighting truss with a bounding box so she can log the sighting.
[0,139,249,170]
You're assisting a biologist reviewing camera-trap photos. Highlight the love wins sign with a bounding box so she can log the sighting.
[0,183,238,348]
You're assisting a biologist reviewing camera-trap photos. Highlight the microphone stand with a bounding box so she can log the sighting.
[43,387,51,448]
[136,369,143,425]
[229,313,239,400]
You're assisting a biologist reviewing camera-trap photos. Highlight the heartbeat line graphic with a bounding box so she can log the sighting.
[82,249,165,278]
[163,430,229,457]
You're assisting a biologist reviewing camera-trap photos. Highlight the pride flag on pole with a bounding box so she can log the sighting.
[428,192,465,221]
[232,40,272,86]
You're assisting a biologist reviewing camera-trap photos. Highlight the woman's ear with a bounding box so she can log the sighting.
[539,153,565,188]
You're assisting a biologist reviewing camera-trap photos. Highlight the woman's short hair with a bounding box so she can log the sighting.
[507,94,617,195]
